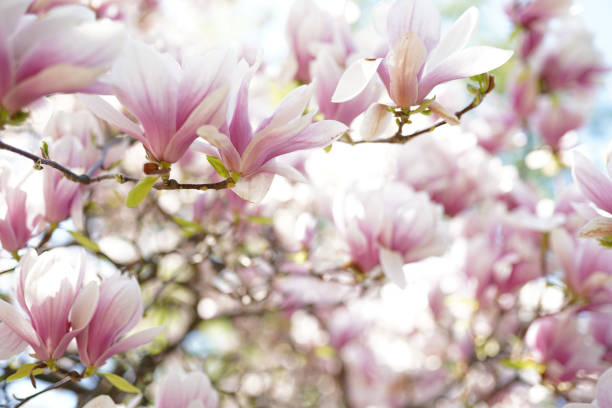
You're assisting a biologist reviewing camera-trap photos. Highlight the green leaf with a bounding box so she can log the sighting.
[230,171,242,183]
[500,358,545,373]
[323,145,332,153]
[172,216,203,231]
[68,231,100,253]
[599,235,612,248]
[40,141,49,159]
[7,363,39,382]
[99,372,140,393]
[126,176,158,208]
[247,216,273,225]
[206,156,230,178]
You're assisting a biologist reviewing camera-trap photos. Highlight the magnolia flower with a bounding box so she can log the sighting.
[0,174,41,253]
[564,367,612,408]
[42,137,90,228]
[77,274,161,369]
[196,70,347,202]
[550,229,612,305]
[526,313,604,384]
[572,151,612,239]
[332,0,512,113]
[333,183,446,288]
[532,99,586,152]
[0,248,99,361]
[591,307,612,362]
[0,1,124,113]
[81,40,235,164]
[155,369,219,408]
[286,0,355,83]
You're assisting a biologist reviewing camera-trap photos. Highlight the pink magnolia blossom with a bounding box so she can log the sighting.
[333,183,446,288]
[0,1,124,113]
[532,99,586,152]
[81,40,236,164]
[77,274,161,369]
[155,369,219,408]
[42,137,91,227]
[591,307,612,362]
[0,248,99,361]
[535,20,607,94]
[572,151,612,239]
[506,0,571,27]
[550,229,612,305]
[286,0,355,83]
[332,1,512,111]
[196,70,347,202]
[526,313,604,384]
[564,367,612,408]
[0,174,41,253]
[28,0,80,13]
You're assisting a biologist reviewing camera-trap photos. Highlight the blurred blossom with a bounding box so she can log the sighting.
[572,151,612,239]
[0,1,124,113]
[591,307,612,362]
[0,172,41,253]
[77,274,161,369]
[333,182,446,288]
[526,313,604,384]
[534,19,607,95]
[506,0,571,27]
[550,229,612,305]
[510,67,539,118]
[82,395,117,408]
[333,0,512,113]
[0,248,98,361]
[286,0,355,83]
[564,367,612,408]
[155,369,218,408]
[532,98,587,152]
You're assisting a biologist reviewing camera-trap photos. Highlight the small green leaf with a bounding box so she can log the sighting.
[126,176,158,208]
[68,231,100,252]
[323,145,332,153]
[7,363,39,382]
[206,156,230,178]
[599,235,612,248]
[500,358,545,373]
[99,372,140,393]
[40,141,49,159]
[230,171,242,183]
[247,216,273,225]
[172,216,203,231]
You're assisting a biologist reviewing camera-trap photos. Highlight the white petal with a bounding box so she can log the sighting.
[332,58,382,103]
[83,395,117,408]
[379,248,407,289]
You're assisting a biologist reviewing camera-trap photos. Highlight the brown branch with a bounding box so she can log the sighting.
[343,75,495,145]
[0,139,234,191]
[12,376,72,408]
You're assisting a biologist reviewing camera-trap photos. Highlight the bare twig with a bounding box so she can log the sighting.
[12,376,72,408]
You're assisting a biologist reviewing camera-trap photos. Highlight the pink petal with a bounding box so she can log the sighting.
[597,367,612,407]
[260,84,314,132]
[70,281,99,330]
[418,46,513,100]
[573,151,612,214]
[332,58,382,103]
[79,94,144,140]
[429,101,459,125]
[258,160,308,183]
[388,32,428,107]
[96,327,162,367]
[425,7,479,73]
[227,62,254,155]
[360,103,394,140]
[386,0,440,51]
[196,125,241,171]
[2,64,105,112]
[165,83,231,163]
[578,216,612,238]
[379,248,406,289]
[0,299,39,348]
[0,323,28,359]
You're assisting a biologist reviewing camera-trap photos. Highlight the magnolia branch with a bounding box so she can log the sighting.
[342,75,496,145]
[0,139,234,191]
